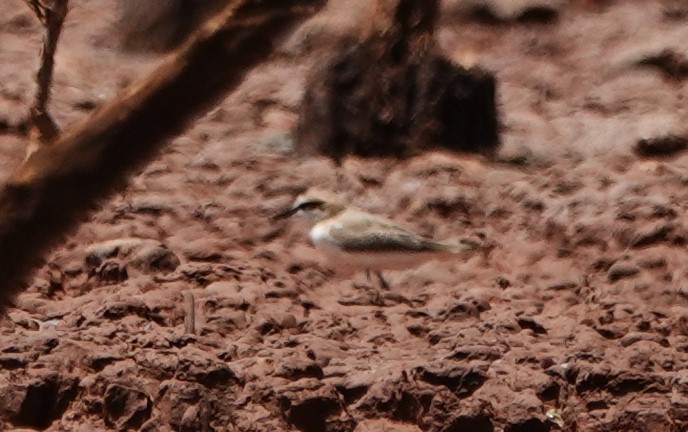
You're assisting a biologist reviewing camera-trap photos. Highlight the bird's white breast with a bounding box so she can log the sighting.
[308,220,360,273]
[308,220,343,255]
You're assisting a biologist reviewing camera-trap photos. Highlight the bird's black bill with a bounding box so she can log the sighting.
[273,206,298,220]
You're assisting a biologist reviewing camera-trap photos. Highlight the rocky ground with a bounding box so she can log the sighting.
[2,0,688,431]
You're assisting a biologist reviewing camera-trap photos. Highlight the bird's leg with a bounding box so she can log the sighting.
[353,269,373,290]
[375,271,390,290]
[369,289,384,307]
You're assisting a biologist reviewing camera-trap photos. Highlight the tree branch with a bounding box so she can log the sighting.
[32,0,67,115]
[0,0,325,310]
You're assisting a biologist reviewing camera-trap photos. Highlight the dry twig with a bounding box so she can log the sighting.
[183,292,196,334]
[23,0,69,159]
[23,0,49,23]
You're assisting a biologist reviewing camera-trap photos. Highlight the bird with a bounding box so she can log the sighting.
[275,188,481,290]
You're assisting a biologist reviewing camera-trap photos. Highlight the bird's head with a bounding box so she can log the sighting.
[275,188,346,226]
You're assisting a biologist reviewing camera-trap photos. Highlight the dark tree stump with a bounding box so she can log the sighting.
[295,0,501,162]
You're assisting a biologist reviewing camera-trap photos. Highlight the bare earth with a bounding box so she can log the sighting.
[2,0,688,431]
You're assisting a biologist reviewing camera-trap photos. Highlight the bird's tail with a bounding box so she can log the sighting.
[432,237,481,255]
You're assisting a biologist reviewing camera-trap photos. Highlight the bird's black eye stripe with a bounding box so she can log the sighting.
[295,200,324,211]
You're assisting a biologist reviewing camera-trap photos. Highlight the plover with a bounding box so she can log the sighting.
[276,188,481,289]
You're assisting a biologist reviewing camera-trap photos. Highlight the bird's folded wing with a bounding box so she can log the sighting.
[327,212,448,253]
